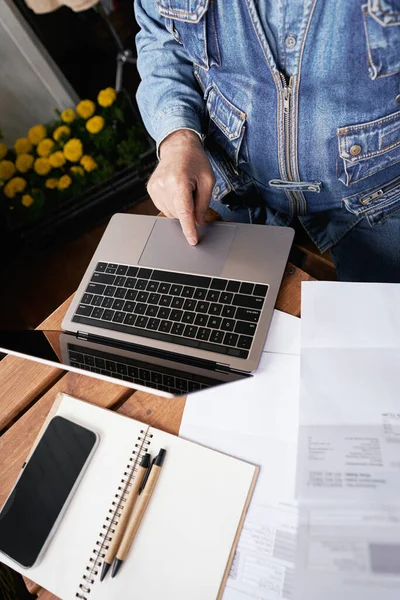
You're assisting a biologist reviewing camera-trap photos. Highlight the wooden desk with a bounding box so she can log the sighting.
[0,259,312,599]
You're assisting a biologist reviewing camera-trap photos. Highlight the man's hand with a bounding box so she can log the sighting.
[147,130,216,245]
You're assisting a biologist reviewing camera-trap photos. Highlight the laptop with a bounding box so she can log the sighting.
[0,214,293,397]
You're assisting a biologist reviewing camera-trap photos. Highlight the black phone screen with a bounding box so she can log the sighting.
[0,416,97,567]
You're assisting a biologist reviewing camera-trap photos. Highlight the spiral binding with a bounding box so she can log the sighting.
[75,427,153,598]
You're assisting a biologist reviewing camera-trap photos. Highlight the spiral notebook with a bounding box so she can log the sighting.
[0,393,258,600]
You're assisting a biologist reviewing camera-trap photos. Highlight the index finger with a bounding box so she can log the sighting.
[174,188,198,246]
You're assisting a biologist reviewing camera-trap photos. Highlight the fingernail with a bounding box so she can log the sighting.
[188,237,197,246]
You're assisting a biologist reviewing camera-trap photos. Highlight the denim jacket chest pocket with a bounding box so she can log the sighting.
[337,110,400,185]
[362,1,400,79]
[155,0,220,69]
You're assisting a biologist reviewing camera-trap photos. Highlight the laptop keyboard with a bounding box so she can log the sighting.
[67,344,215,395]
[72,262,269,360]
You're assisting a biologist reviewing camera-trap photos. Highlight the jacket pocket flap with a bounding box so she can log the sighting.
[343,174,400,226]
[338,110,400,161]
[156,0,209,22]
[206,84,246,141]
[368,0,400,25]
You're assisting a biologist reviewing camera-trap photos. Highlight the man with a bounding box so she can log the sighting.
[134,0,400,282]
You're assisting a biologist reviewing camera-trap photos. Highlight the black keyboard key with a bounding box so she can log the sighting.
[221,318,235,331]
[123,301,136,313]
[105,360,116,371]
[183,299,197,311]
[171,297,184,309]
[197,328,211,341]
[139,369,151,381]
[70,351,84,363]
[114,276,126,287]
[146,305,159,317]
[95,357,105,369]
[171,309,183,321]
[226,280,240,292]
[134,303,147,315]
[76,304,93,317]
[176,379,189,392]
[96,262,107,272]
[184,325,198,338]
[232,294,264,309]
[102,297,114,308]
[159,320,172,333]
[125,289,138,301]
[125,278,136,288]
[193,288,207,300]
[195,313,208,326]
[210,278,227,291]
[208,316,222,329]
[197,301,210,313]
[135,279,147,290]
[148,318,160,330]
[103,309,115,321]
[158,283,171,294]
[198,341,227,354]
[182,286,194,298]
[163,375,175,388]
[206,290,220,302]
[136,316,149,328]
[92,307,104,319]
[227,348,242,357]
[171,322,185,336]
[108,263,118,269]
[151,372,163,384]
[148,293,161,305]
[116,265,128,275]
[127,266,139,277]
[146,281,159,292]
[158,307,171,320]
[112,299,124,310]
[116,363,127,375]
[115,287,127,299]
[209,303,222,316]
[91,272,115,285]
[238,335,253,349]
[220,292,233,304]
[240,282,254,295]
[137,291,149,303]
[124,314,137,326]
[87,282,106,295]
[105,266,117,274]
[235,321,257,336]
[224,332,239,346]
[138,268,152,279]
[236,308,260,322]
[170,284,183,296]
[221,305,236,318]
[151,270,211,288]
[81,293,93,305]
[91,294,103,306]
[113,311,125,323]
[182,312,195,324]
[253,284,268,297]
[160,295,172,307]
[104,286,116,297]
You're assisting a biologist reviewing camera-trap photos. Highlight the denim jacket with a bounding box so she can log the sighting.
[134,0,400,224]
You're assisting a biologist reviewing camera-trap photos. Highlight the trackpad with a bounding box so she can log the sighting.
[138,219,236,276]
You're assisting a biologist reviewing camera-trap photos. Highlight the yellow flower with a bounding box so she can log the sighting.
[49,151,66,168]
[97,87,117,108]
[76,99,96,120]
[80,155,98,172]
[16,154,34,173]
[61,108,75,124]
[86,115,105,135]
[21,194,34,208]
[0,160,16,181]
[53,126,71,142]
[57,174,72,190]
[64,138,83,162]
[4,177,27,199]
[14,138,32,155]
[71,166,84,177]
[28,124,46,145]
[34,157,52,176]
[45,178,59,189]
[0,143,8,160]
[37,138,55,158]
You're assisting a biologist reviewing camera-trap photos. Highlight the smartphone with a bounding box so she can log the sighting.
[0,416,99,568]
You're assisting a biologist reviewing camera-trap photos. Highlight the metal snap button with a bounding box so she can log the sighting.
[285,35,297,49]
[396,94,400,105]
[350,144,362,156]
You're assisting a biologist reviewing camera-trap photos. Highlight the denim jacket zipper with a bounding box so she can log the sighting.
[280,73,302,212]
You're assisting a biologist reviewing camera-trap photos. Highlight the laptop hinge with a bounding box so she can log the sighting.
[77,330,89,341]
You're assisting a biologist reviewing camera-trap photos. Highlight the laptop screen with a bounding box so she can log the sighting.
[0,331,248,397]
